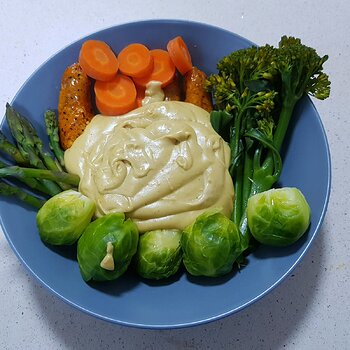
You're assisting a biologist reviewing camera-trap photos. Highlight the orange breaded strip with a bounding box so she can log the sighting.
[58,63,94,150]
[164,74,182,101]
[184,67,213,112]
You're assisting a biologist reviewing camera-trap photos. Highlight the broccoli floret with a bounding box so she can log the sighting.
[272,36,330,151]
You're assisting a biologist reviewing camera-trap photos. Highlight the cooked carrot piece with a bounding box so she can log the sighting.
[79,40,119,81]
[132,49,176,88]
[118,43,154,78]
[94,74,137,115]
[167,36,193,75]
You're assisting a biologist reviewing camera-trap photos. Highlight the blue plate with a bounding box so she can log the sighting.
[0,19,331,329]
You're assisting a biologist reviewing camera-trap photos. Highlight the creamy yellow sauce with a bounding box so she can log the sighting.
[142,81,164,106]
[64,101,234,232]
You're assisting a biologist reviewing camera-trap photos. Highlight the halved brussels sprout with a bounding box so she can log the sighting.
[181,210,242,277]
[77,213,139,282]
[135,229,182,280]
[36,190,95,245]
[247,187,311,246]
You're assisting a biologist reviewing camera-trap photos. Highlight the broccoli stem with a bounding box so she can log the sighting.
[241,146,254,212]
[0,180,45,208]
[44,110,65,168]
[273,97,298,152]
[231,159,244,225]
[0,166,80,186]
[235,147,253,250]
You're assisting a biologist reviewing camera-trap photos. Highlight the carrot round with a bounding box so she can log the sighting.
[133,49,176,88]
[94,74,137,115]
[79,40,119,81]
[167,36,193,75]
[118,43,154,78]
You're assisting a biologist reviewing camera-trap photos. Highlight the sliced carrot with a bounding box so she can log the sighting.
[79,40,119,81]
[118,43,154,78]
[133,49,176,88]
[94,74,137,115]
[167,36,193,75]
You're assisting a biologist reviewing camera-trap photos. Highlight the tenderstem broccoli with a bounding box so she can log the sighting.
[207,36,330,251]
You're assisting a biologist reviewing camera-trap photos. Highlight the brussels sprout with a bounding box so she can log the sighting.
[247,187,311,246]
[77,213,139,282]
[135,229,182,280]
[36,190,95,245]
[181,210,242,277]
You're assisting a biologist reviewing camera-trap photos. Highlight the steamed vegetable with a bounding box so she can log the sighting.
[135,229,182,280]
[181,210,242,277]
[0,105,78,208]
[118,43,153,78]
[247,187,311,246]
[0,130,28,165]
[6,104,62,196]
[77,213,139,282]
[0,165,79,186]
[0,159,51,195]
[44,110,65,168]
[167,36,193,75]
[0,180,45,208]
[207,36,330,251]
[94,74,137,115]
[79,40,119,81]
[36,190,95,245]
[133,49,176,88]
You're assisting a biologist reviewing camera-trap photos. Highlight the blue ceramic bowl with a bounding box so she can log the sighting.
[0,20,331,329]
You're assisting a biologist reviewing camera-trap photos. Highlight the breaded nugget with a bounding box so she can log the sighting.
[184,67,213,112]
[58,63,94,150]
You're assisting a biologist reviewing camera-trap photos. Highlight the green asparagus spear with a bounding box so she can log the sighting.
[0,180,45,208]
[6,104,45,168]
[17,111,61,170]
[0,166,80,186]
[9,105,74,192]
[5,104,62,195]
[0,160,52,195]
[44,110,65,168]
[0,131,28,165]
[16,109,72,191]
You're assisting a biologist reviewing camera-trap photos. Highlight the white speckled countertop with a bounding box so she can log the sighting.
[0,1,349,349]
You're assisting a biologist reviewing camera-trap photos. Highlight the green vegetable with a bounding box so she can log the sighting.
[0,165,79,186]
[77,213,139,282]
[44,110,65,168]
[181,210,242,277]
[206,36,330,251]
[0,180,45,209]
[36,189,95,245]
[0,159,51,195]
[135,229,182,280]
[5,104,62,196]
[0,130,28,165]
[247,187,311,246]
[13,107,71,191]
